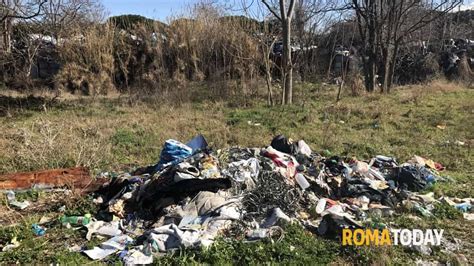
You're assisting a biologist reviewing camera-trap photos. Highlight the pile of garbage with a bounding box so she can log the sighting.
[3,135,472,263]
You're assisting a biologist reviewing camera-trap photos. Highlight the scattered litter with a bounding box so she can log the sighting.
[83,235,133,260]
[463,213,474,221]
[455,202,471,213]
[295,173,310,190]
[454,140,465,146]
[1,134,466,261]
[32,224,46,236]
[6,191,30,210]
[83,247,117,260]
[38,215,53,225]
[86,221,122,240]
[247,121,261,126]
[224,158,260,183]
[60,214,92,226]
[122,246,153,265]
[68,244,83,252]
[2,237,20,251]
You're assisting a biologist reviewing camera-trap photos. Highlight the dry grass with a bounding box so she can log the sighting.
[396,79,466,104]
[49,5,265,99]
[2,80,471,175]
[0,97,232,173]
[54,24,116,95]
[0,81,472,264]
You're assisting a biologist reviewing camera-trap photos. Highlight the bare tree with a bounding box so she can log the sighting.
[1,0,47,52]
[262,35,277,106]
[381,0,462,92]
[39,0,104,40]
[1,0,47,23]
[293,0,346,82]
[261,0,297,104]
[350,0,462,93]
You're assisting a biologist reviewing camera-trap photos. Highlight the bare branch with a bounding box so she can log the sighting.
[1,0,48,23]
[261,0,282,21]
[396,0,463,43]
[279,0,287,20]
[287,0,297,18]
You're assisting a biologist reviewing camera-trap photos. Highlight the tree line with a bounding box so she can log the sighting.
[1,0,472,105]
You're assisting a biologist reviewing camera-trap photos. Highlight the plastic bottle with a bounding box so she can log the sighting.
[321,150,331,157]
[60,214,92,225]
[413,202,432,217]
[425,174,436,184]
[295,173,310,190]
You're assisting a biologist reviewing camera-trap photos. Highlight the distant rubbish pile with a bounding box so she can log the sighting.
[3,135,472,263]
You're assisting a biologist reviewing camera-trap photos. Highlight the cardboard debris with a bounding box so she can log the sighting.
[0,167,103,192]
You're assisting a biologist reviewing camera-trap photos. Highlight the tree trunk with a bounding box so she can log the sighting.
[336,78,344,102]
[2,16,12,53]
[382,46,391,93]
[366,55,376,92]
[282,19,293,104]
[367,13,377,92]
[285,64,293,104]
[264,52,273,105]
[354,0,377,93]
[265,68,274,106]
[386,41,400,92]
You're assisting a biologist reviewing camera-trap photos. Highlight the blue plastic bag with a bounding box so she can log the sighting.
[154,139,193,171]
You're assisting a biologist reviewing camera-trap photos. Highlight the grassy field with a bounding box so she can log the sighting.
[0,80,472,264]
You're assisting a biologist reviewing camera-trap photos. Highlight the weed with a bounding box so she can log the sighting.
[432,202,463,220]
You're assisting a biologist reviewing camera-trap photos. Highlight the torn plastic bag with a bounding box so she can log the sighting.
[6,191,30,210]
[149,224,200,252]
[182,191,227,216]
[394,165,430,191]
[2,237,20,251]
[83,235,133,260]
[340,179,399,207]
[373,155,398,169]
[102,235,134,250]
[86,221,122,240]
[123,246,153,265]
[96,174,144,205]
[224,158,260,182]
[296,140,312,157]
[153,139,193,172]
[263,146,299,181]
[246,227,283,241]
[323,156,345,176]
[139,175,232,212]
[83,247,117,260]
